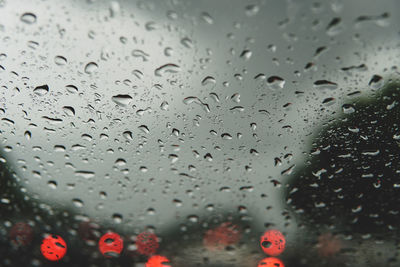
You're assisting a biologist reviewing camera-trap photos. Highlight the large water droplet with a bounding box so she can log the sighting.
[72,198,84,208]
[54,56,67,66]
[75,170,95,179]
[24,131,32,140]
[62,106,75,116]
[66,84,78,93]
[160,101,169,111]
[313,80,338,90]
[112,213,123,224]
[326,17,343,36]
[368,75,384,90]
[342,104,355,114]
[231,93,240,103]
[111,94,133,106]
[267,76,285,89]
[138,125,150,134]
[183,96,210,112]
[168,154,179,163]
[132,49,149,62]
[240,49,252,60]
[201,76,216,86]
[20,12,37,24]
[33,85,49,96]
[123,131,133,140]
[155,63,181,76]
[84,62,98,74]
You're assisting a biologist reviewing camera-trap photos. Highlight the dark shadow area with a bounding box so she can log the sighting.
[284,77,400,266]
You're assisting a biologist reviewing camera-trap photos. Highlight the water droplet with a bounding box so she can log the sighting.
[267,44,277,52]
[62,106,75,116]
[231,93,240,103]
[138,125,150,134]
[145,21,157,31]
[66,84,78,93]
[169,154,179,163]
[154,63,181,76]
[322,97,336,105]
[47,180,57,189]
[109,1,120,17]
[123,131,133,140]
[230,106,245,112]
[132,49,149,61]
[326,17,343,36]
[27,40,39,49]
[201,76,216,86]
[187,215,199,223]
[314,46,328,58]
[54,145,66,152]
[54,56,67,66]
[368,74,384,89]
[115,158,126,166]
[355,12,390,28]
[361,149,380,156]
[183,96,210,112]
[158,49,169,59]
[201,12,214,24]
[132,69,144,80]
[254,73,266,81]
[42,116,63,124]
[2,118,14,125]
[240,49,252,60]
[181,37,193,48]
[313,80,338,90]
[342,104,355,114]
[24,131,31,140]
[167,10,178,20]
[33,85,49,96]
[84,62,98,74]
[245,5,259,16]
[20,12,37,24]
[140,166,148,172]
[81,134,92,141]
[72,198,84,208]
[111,94,133,106]
[221,133,232,140]
[209,92,220,102]
[112,213,123,224]
[173,199,183,207]
[75,170,95,179]
[267,76,285,89]
[204,153,213,161]
[160,101,169,111]
[340,64,367,73]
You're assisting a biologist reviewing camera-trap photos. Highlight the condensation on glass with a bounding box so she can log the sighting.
[0,0,399,266]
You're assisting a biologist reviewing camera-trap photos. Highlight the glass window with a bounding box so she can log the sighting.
[0,0,399,266]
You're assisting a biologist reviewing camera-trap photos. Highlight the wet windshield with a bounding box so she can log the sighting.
[0,0,399,266]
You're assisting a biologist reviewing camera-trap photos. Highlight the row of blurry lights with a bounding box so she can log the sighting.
[9,222,286,267]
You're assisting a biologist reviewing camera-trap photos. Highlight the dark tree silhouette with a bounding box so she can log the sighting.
[285,78,400,266]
